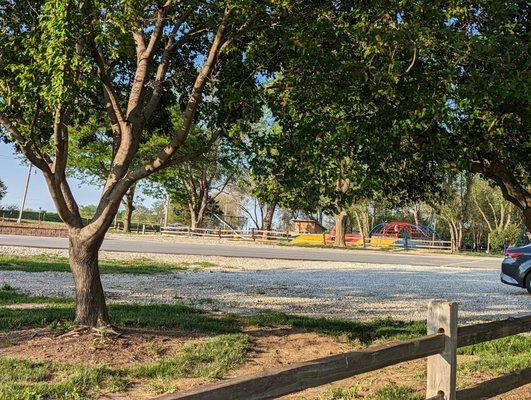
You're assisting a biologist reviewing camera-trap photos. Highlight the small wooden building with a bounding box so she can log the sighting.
[293,219,326,234]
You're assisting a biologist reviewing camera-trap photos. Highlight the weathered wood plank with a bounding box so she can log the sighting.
[456,367,531,399]
[426,301,458,400]
[457,315,531,347]
[426,394,445,400]
[152,334,445,400]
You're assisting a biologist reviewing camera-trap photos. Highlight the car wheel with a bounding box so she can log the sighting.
[526,273,531,295]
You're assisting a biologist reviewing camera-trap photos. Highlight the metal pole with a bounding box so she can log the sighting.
[17,163,32,224]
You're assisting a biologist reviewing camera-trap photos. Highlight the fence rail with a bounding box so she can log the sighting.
[160,227,452,249]
[160,226,297,241]
[152,302,531,400]
[391,238,453,250]
[110,221,160,233]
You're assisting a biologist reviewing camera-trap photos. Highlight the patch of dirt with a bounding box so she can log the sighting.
[234,328,353,376]
[0,327,529,399]
[0,327,202,367]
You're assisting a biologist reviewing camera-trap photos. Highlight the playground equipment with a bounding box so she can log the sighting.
[292,221,442,248]
[369,221,436,239]
[369,221,438,247]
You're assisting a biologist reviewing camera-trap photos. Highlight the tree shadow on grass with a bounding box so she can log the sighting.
[0,286,425,344]
[0,302,239,335]
[242,311,426,345]
[109,303,239,334]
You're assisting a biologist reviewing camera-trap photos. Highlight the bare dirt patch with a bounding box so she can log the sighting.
[0,327,201,367]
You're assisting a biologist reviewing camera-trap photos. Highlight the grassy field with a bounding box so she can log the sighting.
[0,254,215,274]
[0,285,529,399]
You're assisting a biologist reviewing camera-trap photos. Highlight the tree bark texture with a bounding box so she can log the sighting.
[122,186,136,232]
[334,211,348,247]
[69,234,110,327]
[262,202,277,238]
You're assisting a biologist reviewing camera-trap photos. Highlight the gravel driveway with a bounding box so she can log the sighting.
[1,256,529,323]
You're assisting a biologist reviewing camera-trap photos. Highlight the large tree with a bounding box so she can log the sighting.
[248,2,450,246]
[149,133,238,230]
[0,0,288,327]
[251,0,530,233]
[444,1,530,230]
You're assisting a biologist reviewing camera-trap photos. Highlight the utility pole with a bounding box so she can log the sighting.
[17,163,32,224]
[163,193,170,227]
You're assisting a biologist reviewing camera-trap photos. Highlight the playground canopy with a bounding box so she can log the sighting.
[370,221,437,239]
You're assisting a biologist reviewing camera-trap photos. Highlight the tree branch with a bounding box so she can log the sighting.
[0,112,50,173]
[89,38,125,127]
[126,8,231,182]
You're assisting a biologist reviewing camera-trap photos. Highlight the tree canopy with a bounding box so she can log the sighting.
[247,0,530,231]
[0,0,301,326]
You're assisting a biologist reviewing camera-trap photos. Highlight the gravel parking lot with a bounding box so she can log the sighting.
[1,246,529,323]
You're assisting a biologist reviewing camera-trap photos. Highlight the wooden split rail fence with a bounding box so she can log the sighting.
[160,226,452,249]
[160,226,297,241]
[153,301,531,400]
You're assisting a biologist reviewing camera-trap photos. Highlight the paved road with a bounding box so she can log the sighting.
[0,234,502,267]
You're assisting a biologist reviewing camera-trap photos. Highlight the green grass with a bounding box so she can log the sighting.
[246,311,426,344]
[0,334,249,399]
[458,335,531,375]
[316,384,423,400]
[0,358,129,400]
[0,286,238,334]
[369,385,423,400]
[0,284,71,306]
[0,254,216,275]
[0,286,425,343]
[131,334,251,381]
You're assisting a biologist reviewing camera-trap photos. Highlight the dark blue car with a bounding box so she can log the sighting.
[501,244,531,294]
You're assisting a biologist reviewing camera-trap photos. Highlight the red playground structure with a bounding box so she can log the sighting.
[371,221,436,239]
[325,221,437,246]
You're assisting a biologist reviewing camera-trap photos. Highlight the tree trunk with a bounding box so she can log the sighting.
[447,220,456,253]
[353,210,366,248]
[262,202,277,236]
[190,206,198,230]
[123,200,134,233]
[470,161,530,231]
[334,211,348,247]
[195,198,208,228]
[69,234,110,327]
[122,186,136,233]
[412,204,421,226]
[524,208,531,233]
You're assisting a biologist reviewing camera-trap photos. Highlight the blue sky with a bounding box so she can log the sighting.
[0,142,155,212]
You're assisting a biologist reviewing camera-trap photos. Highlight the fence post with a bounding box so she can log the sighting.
[426,300,458,400]
[142,224,146,234]
[251,228,255,241]
[218,228,221,239]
